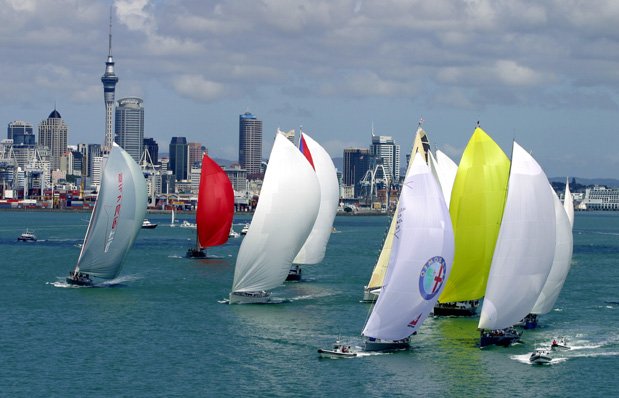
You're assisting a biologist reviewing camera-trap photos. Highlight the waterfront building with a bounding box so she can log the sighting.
[38,109,68,172]
[7,121,35,146]
[143,138,159,165]
[169,137,188,181]
[101,12,119,154]
[87,144,101,177]
[114,97,144,162]
[224,164,248,193]
[370,134,400,184]
[343,148,370,198]
[580,186,619,210]
[239,112,262,179]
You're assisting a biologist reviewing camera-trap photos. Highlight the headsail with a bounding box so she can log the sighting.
[74,143,147,280]
[293,133,339,264]
[439,127,510,303]
[531,185,574,315]
[365,127,430,294]
[231,133,320,293]
[362,152,454,341]
[478,142,556,330]
[196,153,234,248]
[564,179,574,227]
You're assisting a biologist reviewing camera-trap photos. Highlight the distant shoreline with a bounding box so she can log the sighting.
[0,208,390,216]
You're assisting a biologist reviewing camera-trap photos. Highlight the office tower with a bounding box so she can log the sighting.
[343,148,370,197]
[114,97,144,162]
[188,142,204,169]
[238,112,262,178]
[38,109,68,171]
[87,144,102,177]
[169,137,188,181]
[101,12,119,154]
[370,135,400,183]
[277,128,295,144]
[8,121,35,146]
[143,138,159,165]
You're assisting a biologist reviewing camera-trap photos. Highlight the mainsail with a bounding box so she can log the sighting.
[364,127,430,296]
[530,185,574,315]
[293,133,339,265]
[362,152,454,341]
[478,142,556,330]
[438,127,510,303]
[231,133,320,294]
[196,153,234,248]
[74,143,147,280]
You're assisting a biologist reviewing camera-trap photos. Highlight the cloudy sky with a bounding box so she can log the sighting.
[1,0,618,178]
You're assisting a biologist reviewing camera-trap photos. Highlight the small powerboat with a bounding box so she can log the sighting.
[529,349,552,364]
[141,219,158,229]
[551,337,571,351]
[180,220,196,229]
[240,223,250,235]
[17,230,37,242]
[318,342,357,358]
[229,226,240,238]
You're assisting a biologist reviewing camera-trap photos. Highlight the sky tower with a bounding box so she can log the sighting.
[101,9,118,154]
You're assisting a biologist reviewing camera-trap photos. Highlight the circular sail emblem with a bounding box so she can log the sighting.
[418,256,447,300]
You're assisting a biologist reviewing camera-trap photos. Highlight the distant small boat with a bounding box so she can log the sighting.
[180,220,196,229]
[551,337,570,351]
[317,342,357,358]
[170,209,177,227]
[240,223,249,235]
[17,230,37,242]
[141,219,158,229]
[229,226,240,238]
[529,349,552,365]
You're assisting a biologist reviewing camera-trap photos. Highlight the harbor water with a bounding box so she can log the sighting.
[0,211,617,397]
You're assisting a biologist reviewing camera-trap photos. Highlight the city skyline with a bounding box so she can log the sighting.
[1,1,619,179]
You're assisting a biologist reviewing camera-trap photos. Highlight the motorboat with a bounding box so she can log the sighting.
[229,226,240,238]
[551,337,571,351]
[141,219,158,229]
[180,220,197,229]
[240,223,250,235]
[529,349,552,364]
[317,342,357,358]
[17,230,37,242]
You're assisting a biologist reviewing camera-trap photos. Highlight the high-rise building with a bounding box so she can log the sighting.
[343,148,370,198]
[114,97,144,162]
[188,142,204,169]
[8,121,35,146]
[101,12,118,154]
[238,112,262,178]
[169,137,188,181]
[38,109,68,171]
[87,144,102,177]
[143,138,159,165]
[370,135,400,183]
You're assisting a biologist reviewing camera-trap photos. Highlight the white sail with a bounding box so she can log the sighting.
[478,142,556,330]
[531,187,574,314]
[293,133,339,264]
[231,133,320,293]
[75,143,147,279]
[564,179,574,228]
[435,150,458,206]
[362,152,454,341]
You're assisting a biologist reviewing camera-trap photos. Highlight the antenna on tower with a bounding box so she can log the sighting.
[108,6,113,57]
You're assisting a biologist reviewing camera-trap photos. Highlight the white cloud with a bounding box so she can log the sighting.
[173,74,226,101]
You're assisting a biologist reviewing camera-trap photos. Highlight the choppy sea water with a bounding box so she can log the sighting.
[0,211,617,397]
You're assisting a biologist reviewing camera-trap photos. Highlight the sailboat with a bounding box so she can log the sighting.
[361,152,454,351]
[526,182,574,325]
[288,132,339,281]
[478,141,556,347]
[186,153,234,258]
[229,132,320,304]
[362,126,431,302]
[66,143,147,286]
[434,127,510,316]
[564,179,575,227]
[169,208,176,227]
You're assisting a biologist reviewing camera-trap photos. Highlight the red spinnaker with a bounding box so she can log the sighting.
[197,153,234,248]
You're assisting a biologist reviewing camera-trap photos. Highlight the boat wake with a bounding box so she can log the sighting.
[511,353,567,365]
[49,274,142,288]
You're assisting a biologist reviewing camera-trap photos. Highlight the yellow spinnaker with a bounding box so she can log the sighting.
[439,127,510,303]
[366,127,430,290]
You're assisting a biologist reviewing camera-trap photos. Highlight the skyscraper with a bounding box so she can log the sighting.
[169,137,188,181]
[343,148,370,197]
[7,121,35,146]
[188,142,204,169]
[101,12,118,154]
[143,138,159,165]
[370,135,400,183]
[38,109,68,171]
[238,112,262,178]
[114,97,144,162]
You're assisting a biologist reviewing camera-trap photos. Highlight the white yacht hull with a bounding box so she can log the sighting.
[229,291,271,304]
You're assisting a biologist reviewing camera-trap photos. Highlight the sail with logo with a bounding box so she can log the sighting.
[361,152,454,351]
[66,142,147,286]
